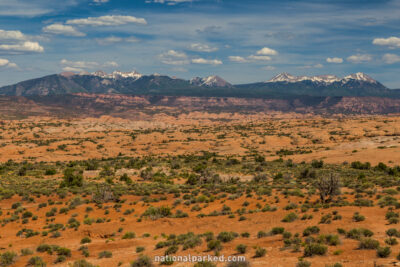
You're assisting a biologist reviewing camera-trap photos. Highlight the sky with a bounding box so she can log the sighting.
[0,0,400,88]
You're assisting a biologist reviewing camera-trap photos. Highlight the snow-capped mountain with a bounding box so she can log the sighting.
[91,70,143,80]
[343,72,377,84]
[267,72,376,84]
[0,70,394,98]
[190,75,232,87]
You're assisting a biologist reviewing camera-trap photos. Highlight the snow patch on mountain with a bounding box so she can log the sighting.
[90,70,143,80]
[267,72,377,84]
[190,75,231,87]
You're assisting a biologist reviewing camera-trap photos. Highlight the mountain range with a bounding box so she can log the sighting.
[0,70,399,98]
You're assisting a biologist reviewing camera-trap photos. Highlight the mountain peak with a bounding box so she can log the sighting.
[267,72,377,84]
[190,75,232,87]
[344,72,377,83]
[91,70,143,80]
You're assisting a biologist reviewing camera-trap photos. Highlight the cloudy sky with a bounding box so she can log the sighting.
[0,0,400,88]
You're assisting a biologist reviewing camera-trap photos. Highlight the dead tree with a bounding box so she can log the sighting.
[315,173,341,203]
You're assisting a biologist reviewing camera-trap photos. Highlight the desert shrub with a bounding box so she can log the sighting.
[254,247,266,257]
[386,228,400,237]
[304,243,327,257]
[0,251,17,266]
[296,260,311,267]
[319,214,332,224]
[60,168,83,187]
[315,174,340,203]
[236,244,247,254]
[385,237,398,246]
[270,227,285,235]
[165,245,179,256]
[72,259,96,267]
[351,161,371,170]
[36,244,52,254]
[257,231,268,238]
[54,256,66,263]
[358,238,379,249]
[45,168,57,175]
[346,228,373,239]
[376,246,391,258]
[98,251,112,258]
[27,256,46,266]
[142,206,171,220]
[282,212,298,222]
[21,248,33,256]
[303,226,320,236]
[352,212,365,222]
[131,255,154,267]
[81,237,91,244]
[217,232,238,243]
[207,240,222,252]
[122,232,136,239]
[319,234,340,246]
[136,247,145,253]
[311,160,324,168]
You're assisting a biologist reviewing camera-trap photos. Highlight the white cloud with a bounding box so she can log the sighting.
[191,58,222,65]
[248,55,272,61]
[96,36,139,45]
[347,54,372,63]
[66,15,147,26]
[228,56,248,63]
[104,61,119,67]
[326,57,343,63]
[146,0,193,5]
[256,47,278,56]
[0,29,44,54]
[60,59,118,71]
[93,0,109,3]
[62,66,84,72]
[382,53,400,64]
[0,58,18,69]
[298,63,324,69]
[263,66,276,71]
[43,24,85,37]
[0,41,44,53]
[0,29,26,41]
[373,37,400,48]
[159,50,189,65]
[189,43,218,52]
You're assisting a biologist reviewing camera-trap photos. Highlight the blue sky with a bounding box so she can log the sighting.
[0,0,400,88]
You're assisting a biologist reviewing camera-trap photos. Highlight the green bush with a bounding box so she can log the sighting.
[0,251,17,266]
[207,240,222,252]
[377,246,391,258]
[122,232,136,239]
[296,260,311,267]
[27,256,46,266]
[236,244,247,254]
[282,212,298,222]
[254,247,266,257]
[72,259,96,267]
[131,255,153,267]
[217,232,238,243]
[81,237,92,244]
[303,226,320,236]
[98,251,112,258]
[358,238,379,249]
[60,168,83,187]
[304,243,327,257]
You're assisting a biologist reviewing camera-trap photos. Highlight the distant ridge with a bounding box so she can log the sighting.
[0,70,398,98]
